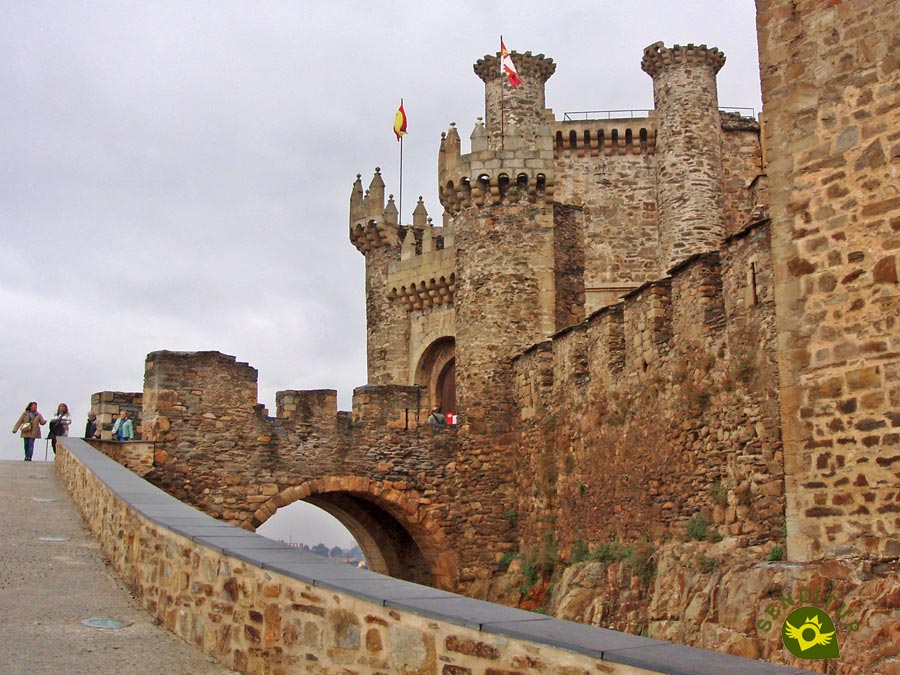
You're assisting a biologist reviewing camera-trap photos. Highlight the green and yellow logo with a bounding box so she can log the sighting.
[782,606,840,659]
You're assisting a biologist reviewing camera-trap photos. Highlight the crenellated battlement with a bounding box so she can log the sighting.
[473,50,557,83]
[640,41,726,77]
[552,118,658,157]
[387,272,456,312]
[387,215,457,312]
[438,121,557,213]
[349,169,401,254]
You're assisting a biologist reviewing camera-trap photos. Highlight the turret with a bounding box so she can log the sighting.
[473,50,556,150]
[350,167,400,254]
[641,42,726,271]
[348,168,407,384]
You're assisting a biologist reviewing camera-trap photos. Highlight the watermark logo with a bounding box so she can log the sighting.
[757,586,857,661]
[782,606,840,659]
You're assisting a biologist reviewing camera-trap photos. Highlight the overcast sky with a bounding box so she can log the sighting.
[1,0,762,545]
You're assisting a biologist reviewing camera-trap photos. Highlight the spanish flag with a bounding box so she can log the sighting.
[501,38,521,87]
[393,101,408,141]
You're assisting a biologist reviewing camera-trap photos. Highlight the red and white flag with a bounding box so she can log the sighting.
[500,38,521,87]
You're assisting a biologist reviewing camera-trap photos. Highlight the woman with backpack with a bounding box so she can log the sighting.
[11,402,47,461]
[48,403,71,454]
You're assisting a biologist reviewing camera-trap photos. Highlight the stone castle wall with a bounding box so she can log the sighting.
[757,0,900,560]
[511,220,782,552]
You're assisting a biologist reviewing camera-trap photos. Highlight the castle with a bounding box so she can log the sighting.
[90,2,899,669]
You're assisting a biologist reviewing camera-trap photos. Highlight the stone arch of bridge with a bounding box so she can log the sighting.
[247,475,457,591]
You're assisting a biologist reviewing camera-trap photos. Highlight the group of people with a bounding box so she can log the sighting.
[11,402,134,461]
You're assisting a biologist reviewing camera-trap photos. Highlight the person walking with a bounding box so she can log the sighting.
[48,403,72,454]
[111,410,134,441]
[11,402,47,461]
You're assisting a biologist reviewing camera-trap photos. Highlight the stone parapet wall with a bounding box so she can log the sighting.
[89,439,154,476]
[552,140,660,314]
[720,115,763,239]
[54,437,811,675]
[512,222,782,550]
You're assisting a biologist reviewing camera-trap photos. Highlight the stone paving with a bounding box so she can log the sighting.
[0,459,238,675]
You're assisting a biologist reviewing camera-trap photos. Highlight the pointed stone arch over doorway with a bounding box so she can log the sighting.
[414,336,456,415]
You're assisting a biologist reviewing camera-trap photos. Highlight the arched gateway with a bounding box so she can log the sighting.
[246,476,457,590]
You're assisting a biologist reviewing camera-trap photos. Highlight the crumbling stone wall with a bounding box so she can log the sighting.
[757,0,900,560]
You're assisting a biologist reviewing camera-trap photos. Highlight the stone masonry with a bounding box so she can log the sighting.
[756,0,900,561]
[85,7,900,672]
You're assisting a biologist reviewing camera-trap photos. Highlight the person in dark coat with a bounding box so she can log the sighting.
[84,412,98,439]
[48,403,71,454]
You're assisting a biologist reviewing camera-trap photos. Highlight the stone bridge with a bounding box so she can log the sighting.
[135,350,508,595]
[55,436,813,675]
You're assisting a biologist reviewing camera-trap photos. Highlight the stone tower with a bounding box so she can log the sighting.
[473,50,557,150]
[349,169,409,385]
[440,51,559,433]
[641,42,727,271]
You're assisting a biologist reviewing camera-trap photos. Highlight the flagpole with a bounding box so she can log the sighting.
[500,36,505,151]
[399,135,404,222]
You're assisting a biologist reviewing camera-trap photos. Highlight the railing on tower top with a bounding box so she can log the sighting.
[563,109,652,120]
[563,106,757,121]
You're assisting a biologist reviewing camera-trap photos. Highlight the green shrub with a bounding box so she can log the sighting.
[686,514,709,541]
[591,540,632,563]
[499,550,517,571]
[571,539,590,563]
[627,540,656,586]
[538,532,560,570]
[698,555,717,573]
[767,546,784,562]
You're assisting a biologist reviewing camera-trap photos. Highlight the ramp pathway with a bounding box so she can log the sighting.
[0,459,238,675]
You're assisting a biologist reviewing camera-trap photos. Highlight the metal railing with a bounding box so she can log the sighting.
[563,106,757,121]
[563,109,652,121]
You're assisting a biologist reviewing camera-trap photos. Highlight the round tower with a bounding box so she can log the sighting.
[349,169,409,385]
[641,42,726,271]
[473,50,556,150]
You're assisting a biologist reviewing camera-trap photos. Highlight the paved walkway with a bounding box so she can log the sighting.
[0,459,238,675]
